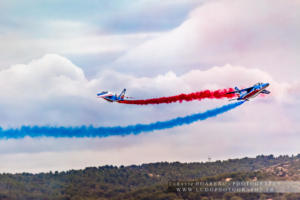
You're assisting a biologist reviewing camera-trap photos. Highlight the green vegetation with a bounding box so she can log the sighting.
[0,154,299,200]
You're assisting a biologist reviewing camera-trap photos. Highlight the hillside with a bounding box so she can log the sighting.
[0,154,299,200]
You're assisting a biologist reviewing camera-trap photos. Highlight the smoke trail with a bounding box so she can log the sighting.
[0,101,244,139]
[119,88,236,105]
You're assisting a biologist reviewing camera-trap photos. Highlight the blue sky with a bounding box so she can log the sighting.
[0,0,202,77]
[2,0,200,33]
[0,0,300,172]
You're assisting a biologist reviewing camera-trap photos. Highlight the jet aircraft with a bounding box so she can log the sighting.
[97,89,127,102]
[226,82,270,101]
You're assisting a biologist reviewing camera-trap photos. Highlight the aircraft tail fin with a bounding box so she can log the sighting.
[118,88,126,99]
[234,87,241,97]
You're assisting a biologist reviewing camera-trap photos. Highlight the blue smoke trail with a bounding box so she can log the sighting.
[0,101,244,139]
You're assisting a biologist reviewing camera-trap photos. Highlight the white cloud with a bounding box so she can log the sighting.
[0,22,161,70]
[112,0,300,81]
[0,54,299,172]
[0,54,298,127]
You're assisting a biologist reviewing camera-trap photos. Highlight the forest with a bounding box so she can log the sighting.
[0,154,299,200]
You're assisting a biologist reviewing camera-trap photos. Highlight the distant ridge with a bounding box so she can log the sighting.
[0,154,299,200]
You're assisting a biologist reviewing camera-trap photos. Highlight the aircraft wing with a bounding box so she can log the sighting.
[97,91,108,96]
[226,86,253,94]
[261,89,270,94]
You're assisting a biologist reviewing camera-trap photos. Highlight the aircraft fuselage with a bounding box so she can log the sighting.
[239,83,269,101]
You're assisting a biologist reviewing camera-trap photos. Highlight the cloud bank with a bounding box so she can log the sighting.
[0,0,299,172]
[113,0,300,81]
[0,53,299,173]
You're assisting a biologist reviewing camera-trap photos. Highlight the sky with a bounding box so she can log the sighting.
[0,0,300,173]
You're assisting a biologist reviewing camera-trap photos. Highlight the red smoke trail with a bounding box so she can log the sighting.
[119,88,236,105]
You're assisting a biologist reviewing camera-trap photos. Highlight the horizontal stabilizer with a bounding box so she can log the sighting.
[261,89,270,94]
[97,91,108,96]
